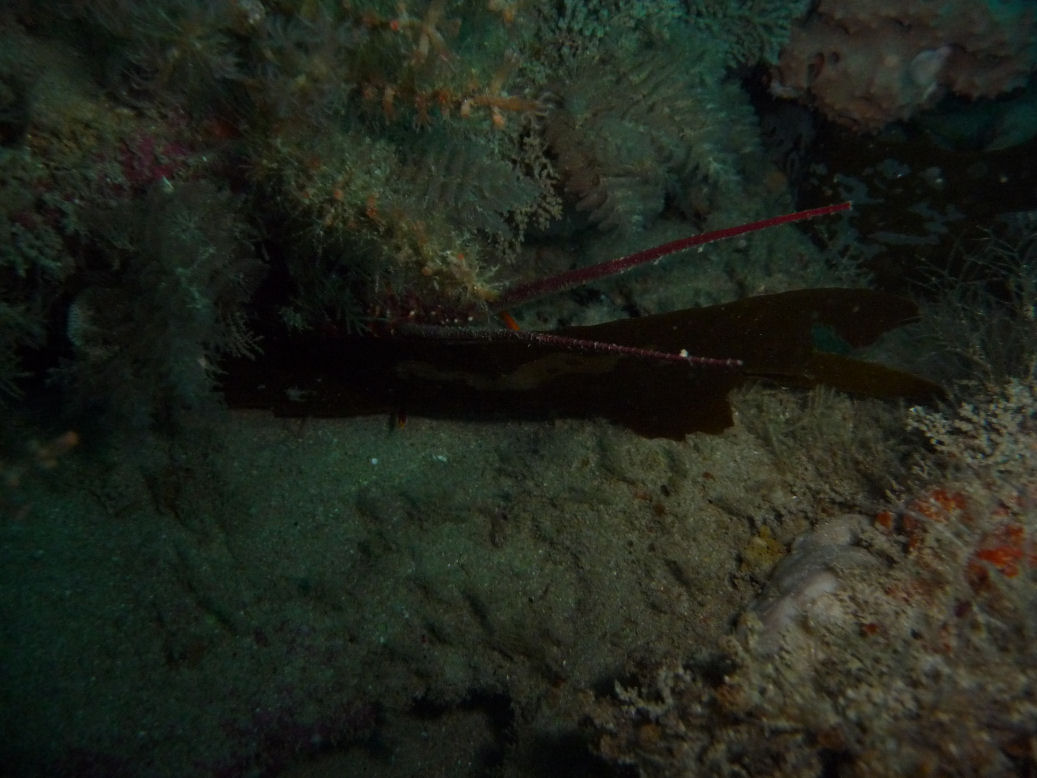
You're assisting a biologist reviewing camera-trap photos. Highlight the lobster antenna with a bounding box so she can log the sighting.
[396,323,743,369]
[494,202,852,309]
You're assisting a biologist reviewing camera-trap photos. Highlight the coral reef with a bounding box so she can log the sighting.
[0,0,817,411]
[587,378,1037,775]
[771,0,1037,132]
[7,3,1037,777]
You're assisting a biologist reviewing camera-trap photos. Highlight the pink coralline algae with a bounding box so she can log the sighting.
[770,0,1037,132]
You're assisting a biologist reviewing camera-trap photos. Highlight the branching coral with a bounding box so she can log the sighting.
[912,214,1037,388]
[90,0,246,106]
[0,149,70,400]
[240,1,551,326]
[690,0,811,68]
[66,183,261,425]
[544,49,766,234]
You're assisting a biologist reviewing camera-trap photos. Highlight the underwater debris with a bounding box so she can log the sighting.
[220,288,942,438]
